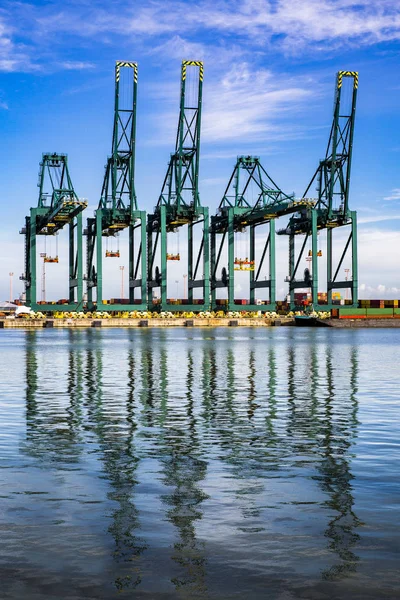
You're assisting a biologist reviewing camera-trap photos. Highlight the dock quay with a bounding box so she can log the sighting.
[3,315,400,329]
[323,318,400,328]
[0,317,295,329]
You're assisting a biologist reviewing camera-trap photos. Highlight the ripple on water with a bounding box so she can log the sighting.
[0,327,399,599]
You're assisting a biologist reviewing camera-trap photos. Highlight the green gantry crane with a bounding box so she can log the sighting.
[21,153,87,311]
[147,61,209,312]
[211,156,295,311]
[85,61,147,311]
[278,71,359,309]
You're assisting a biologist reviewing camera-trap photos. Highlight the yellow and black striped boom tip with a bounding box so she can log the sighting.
[337,70,358,89]
[182,60,204,82]
[115,61,138,83]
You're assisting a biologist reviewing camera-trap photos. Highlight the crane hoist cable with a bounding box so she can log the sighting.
[105,234,120,258]
[44,233,59,263]
[167,229,181,260]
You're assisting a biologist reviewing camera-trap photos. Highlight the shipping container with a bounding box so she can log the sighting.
[369,300,385,308]
[339,308,366,318]
[366,308,394,316]
[384,300,398,307]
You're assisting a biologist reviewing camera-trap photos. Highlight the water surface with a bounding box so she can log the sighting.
[0,328,399,599]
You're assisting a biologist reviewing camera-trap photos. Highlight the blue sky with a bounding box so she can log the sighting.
[0,0,400,301]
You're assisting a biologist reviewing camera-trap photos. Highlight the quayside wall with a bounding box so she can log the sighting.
[0,318,294,329]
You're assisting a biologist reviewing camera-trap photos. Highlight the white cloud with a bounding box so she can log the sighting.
[358,213,400,224]
[356,228,400,295]
[149,35,208,61]
[0,18,38,72]
[146,62,316,147]
[202,63,314,143]
[359,283,400,299]
[59,61,96,70]
[6,0,400,69]
[383,188,400,201]
[148,34,247,66]
[86,0,400,53]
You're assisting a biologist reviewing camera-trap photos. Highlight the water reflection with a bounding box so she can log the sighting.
[84,330,146,591]
[265,347,278,442]
[24,330,84,465]
[20,329,369,597]
[25,331,38,425]
[66,330,84,436]
[156,345,208,595]
[318,346,361,580]
[286,339,361,580]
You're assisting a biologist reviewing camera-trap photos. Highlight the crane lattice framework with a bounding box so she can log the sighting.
[85,61,147,311]
[211,156,296,311]
[147,61,209,311]
[20,153,87,310]
[278,71,359,309]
